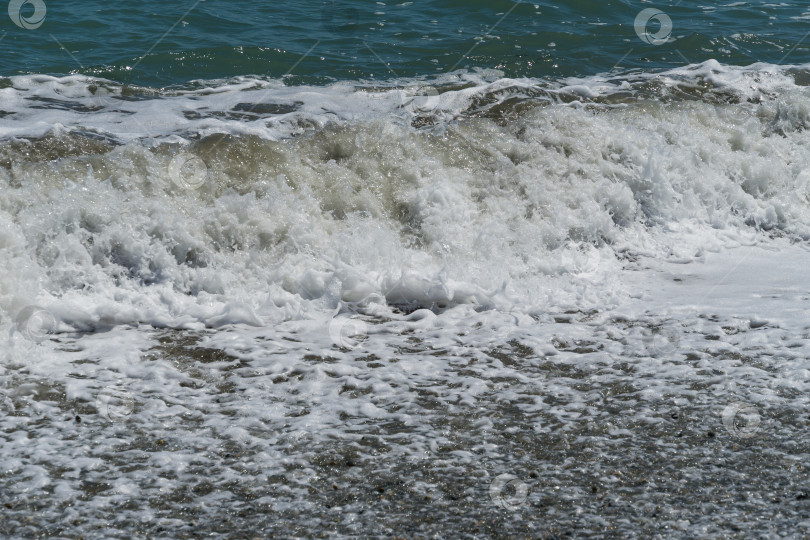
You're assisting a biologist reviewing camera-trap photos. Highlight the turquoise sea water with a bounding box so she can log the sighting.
[5,2,810,538]
[2,0,809,85]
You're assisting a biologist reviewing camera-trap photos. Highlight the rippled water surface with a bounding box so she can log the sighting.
[3,1,810,538]
[2,1,810,84]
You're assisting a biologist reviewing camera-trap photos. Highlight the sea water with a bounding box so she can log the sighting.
[1,1,810,537]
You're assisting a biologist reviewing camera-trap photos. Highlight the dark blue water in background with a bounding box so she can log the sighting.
[1,0,808,86]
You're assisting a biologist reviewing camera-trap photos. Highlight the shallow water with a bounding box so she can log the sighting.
[3,1,810,538]
[3,247,810,538]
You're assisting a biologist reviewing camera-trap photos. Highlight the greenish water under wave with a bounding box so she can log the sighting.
[5,2,810,539]
[1,0,809,86]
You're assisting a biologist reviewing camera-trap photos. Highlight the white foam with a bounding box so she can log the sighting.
[1,62,810,336]
[1,60,806,145]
